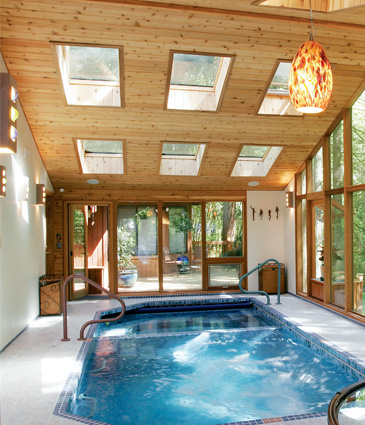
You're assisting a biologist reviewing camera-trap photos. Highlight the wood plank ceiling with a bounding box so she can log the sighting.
[1,0,365,192]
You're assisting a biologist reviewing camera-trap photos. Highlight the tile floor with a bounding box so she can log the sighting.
[1,293,364,425]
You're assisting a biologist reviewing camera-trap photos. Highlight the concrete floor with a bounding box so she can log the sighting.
[1,293,364,425]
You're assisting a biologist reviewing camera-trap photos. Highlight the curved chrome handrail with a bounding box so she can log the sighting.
[328,380,365,425]
[61,274,126,341]
[238,258,283,305]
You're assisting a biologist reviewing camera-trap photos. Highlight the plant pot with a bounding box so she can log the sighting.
[118,270,138,288]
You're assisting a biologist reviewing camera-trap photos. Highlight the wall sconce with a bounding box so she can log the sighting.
[286,191,294,208]
[0,166,6,197]
[1,73,19,154]
[36,183,46,205]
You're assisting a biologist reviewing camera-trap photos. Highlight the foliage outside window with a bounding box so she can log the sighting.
[267,62,291,94]
[330,121,344,189]
[117,206,157,272]
[168,206,193,254]
[353,191,365,315]
[65,46,120,82]
[73,209,85,245]
[162,143,199,156]
[312,148,324,192]
[352,90,365,186]
[170,54,221,87]
[205,202,243,258]
[239,145,269,159]
[330,194,345,308]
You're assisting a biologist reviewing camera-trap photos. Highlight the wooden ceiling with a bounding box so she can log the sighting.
[1,0,365,192]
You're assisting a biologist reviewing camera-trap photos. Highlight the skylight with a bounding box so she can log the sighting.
[166,52,234,112]
[64,46,119,83]
[160,142,207,175]
[267,62,291,95]
[162,143,199,157]
[53,43,123,107]
[239,145,270,159]
[83,140,123,154]
[75,139,124,174]
[231,145,283,177]
[257,61,302,116]
[170,54,221,88]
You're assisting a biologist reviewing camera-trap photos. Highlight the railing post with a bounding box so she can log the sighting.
[238,258,283,305]
[61,274,127,341]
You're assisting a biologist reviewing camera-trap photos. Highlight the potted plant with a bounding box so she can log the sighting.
[117,226,137,287]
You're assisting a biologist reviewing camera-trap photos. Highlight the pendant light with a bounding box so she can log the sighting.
[288,0,333,113]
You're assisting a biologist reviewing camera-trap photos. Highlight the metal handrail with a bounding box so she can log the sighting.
[61,274,126,341]
[238,258,283,305]
[328,380,365,425]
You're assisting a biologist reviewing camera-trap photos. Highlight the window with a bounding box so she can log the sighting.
[53,43,123,107]
[75,139,124,174]
[160,142,207,176]
[166,52,234,112]
[258,61,302,116]
[312,147,324,192]
[352,90,365,186]
[330,121,344,189]
[330,194,345,308]
[231,145,282,177]
[353,191,365,314]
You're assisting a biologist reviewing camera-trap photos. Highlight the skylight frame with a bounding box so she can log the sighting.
[52,42,125,108]
[165,50,235,112]
[74,138,126,175]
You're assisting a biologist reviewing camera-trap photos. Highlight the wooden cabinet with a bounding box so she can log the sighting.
[259,264,285,294]
[39,275,63,315]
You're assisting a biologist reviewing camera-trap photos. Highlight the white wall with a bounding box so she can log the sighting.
[0,55,53,350]
[283,178,296,293]
[246,189,295,293]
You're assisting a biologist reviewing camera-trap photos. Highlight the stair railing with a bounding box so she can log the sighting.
[238,258,282,305]
[61,274,126,341]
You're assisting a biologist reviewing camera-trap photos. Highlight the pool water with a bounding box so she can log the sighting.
[96,307,271,337]
[70,307,356,425]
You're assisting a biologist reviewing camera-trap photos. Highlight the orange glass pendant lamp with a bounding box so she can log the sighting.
[288,0,333,114]
[289,39,333,113]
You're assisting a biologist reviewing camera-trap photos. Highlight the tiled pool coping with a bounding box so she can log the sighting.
[53,295,365,425]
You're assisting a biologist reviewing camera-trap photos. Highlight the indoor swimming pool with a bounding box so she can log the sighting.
[56,299,364,425]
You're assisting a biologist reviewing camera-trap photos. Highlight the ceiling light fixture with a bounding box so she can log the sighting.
[248,181,259,187]
[87,179,100,185]
[288,0,333,114]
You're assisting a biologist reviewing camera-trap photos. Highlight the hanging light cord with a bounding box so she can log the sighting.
[309,0,316,40]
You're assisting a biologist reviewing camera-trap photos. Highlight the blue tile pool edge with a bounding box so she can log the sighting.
[53,295,365,425]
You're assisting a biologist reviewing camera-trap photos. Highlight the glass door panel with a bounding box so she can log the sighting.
[163,203,202,291]
[117,205,158,292]
[205,202,243,258]
[205,201,244,289]
[69,205,88,300]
